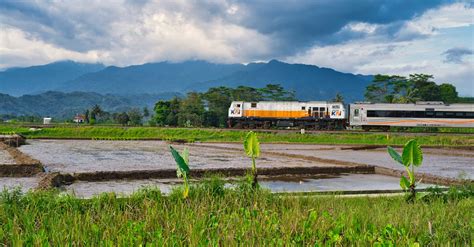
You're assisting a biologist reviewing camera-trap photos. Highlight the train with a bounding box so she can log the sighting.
[227,101,474,130]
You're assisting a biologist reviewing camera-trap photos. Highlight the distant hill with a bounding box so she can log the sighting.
[0,59,372,101]
[187,60,372,101]
[0,91,178,119]
[61,60,371,101]
[60,61,246,94]
[0,61,105,96]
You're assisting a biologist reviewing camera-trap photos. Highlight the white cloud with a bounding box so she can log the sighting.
[286,3,474,95]
[0,26,101,68]
[0,0,273,69]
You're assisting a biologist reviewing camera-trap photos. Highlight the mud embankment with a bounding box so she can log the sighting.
[0,143,44,176]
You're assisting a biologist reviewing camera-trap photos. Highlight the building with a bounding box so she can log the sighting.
[43,117,52,125]
[73,114,86,123]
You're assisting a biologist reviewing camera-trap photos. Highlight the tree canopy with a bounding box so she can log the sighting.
[364,74,460,103]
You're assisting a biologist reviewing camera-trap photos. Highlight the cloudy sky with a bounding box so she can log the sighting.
[1,0,473,95]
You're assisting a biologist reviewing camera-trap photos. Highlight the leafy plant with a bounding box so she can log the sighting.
[170,146,190,198]
[244,131,260,188]
[387,139,423,202]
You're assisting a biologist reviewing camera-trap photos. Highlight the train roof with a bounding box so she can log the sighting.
[230,101,343,104]
[350,102,473,107]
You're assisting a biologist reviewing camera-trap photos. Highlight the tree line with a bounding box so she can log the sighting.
[151,84,296,127]
[364,74,464,104]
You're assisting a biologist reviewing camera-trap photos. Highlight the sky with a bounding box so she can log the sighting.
[0,0,473,95]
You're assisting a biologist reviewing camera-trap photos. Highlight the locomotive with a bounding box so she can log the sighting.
[227,101,474,130]
[227,101,346,129]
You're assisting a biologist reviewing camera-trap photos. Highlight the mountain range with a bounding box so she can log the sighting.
[0,91,178,118]
[0,60,373,117]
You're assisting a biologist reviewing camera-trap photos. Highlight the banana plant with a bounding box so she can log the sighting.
[170,146,190,199]
[387,139,423,202]
[244,131,260,188]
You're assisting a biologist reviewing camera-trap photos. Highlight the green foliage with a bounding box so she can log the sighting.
[387,139,424,202]
[115,112,129,126]
[1,125,473,146]
[332,92,344,103]
[365,74,460,103]
[151,84,296,127]
[244,131,260,187]
[0,184,472,245]
[438,83,458,104]
[169,146,190,198]
[127,108,143,126]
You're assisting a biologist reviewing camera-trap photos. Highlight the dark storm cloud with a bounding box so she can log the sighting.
[0,0,446,57]
[234,0,445,54]
[443,47,473,63]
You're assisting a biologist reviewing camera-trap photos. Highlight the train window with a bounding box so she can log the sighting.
[236,104,241,107]
[466,112,474,117]
[425,111,434,117]
[320,107,326,112]
[312,107,318,111]
[354,109,360,117]
[455,112,464,117]
[251,103,257,108]
[332,105,340,109]
[435,112,444,117]
[414,111,425,118]
[301,106,306,110]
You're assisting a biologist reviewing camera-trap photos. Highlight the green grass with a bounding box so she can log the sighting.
[1,125,473,146]
[0,126,474,146]
[0,180,472,245]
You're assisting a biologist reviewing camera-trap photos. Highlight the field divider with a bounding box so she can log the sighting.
[0,143,44,177]
[190,143,473,186]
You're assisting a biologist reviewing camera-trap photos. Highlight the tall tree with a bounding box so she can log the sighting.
[143,107,150,118]
[166,97,181,126]
[439,83,458,103]
[115,112,129,126]
[231,86,264,101]
[153,100,171,126]
[332,92,344,103]
[410,74,440,101]
[178,92,205,127]
[127,108,143,126]
[259,84,296,101]
[364,75,406,102]
[202,86,233,127]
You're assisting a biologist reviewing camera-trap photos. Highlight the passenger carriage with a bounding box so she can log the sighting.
[349,102,474,131]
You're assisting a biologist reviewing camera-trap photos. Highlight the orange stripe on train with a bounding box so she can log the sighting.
[243,110,309,118]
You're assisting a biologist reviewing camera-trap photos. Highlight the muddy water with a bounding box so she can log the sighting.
[0,177,39,192]
[194,143,474,180]
[65,174,436,198]
[19,140,337,173]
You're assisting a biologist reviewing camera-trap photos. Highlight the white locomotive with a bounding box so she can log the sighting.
[227,101,346,129]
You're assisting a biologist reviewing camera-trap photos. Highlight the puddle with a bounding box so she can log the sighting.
[64,174,436,198]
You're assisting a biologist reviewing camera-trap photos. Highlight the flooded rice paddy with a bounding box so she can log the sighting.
[193,143,474,180]
[66,174,436,198]
[0,140,470,195]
